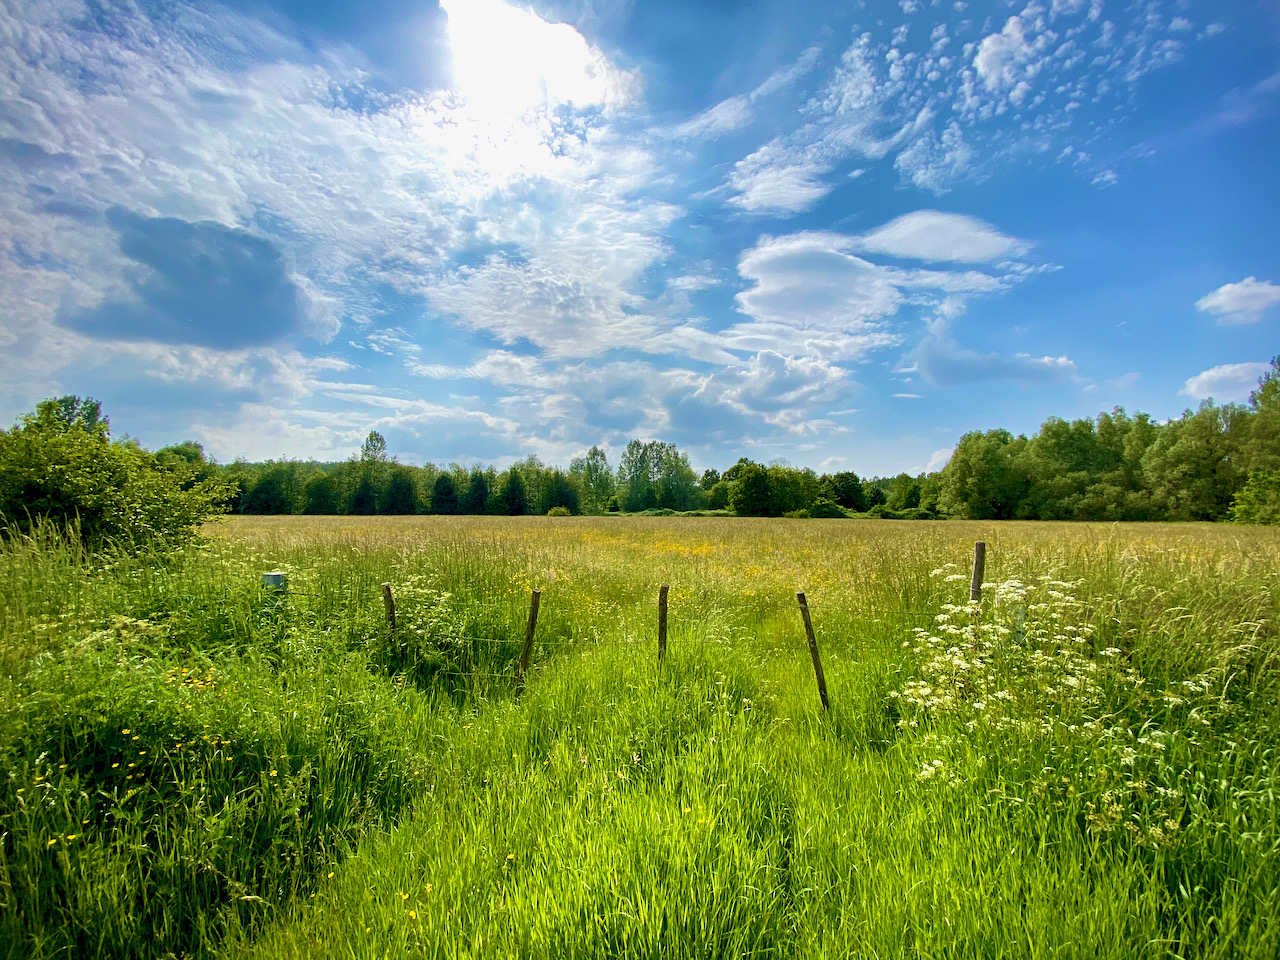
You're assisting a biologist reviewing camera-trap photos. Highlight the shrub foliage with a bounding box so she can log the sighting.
[0,397,231,550]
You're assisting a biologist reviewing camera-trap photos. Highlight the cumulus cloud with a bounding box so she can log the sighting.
[1195,277,1280,325]
[1180,362,1271,403]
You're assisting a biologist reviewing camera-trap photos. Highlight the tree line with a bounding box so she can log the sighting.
[2,358,1277,553]
[166,357,1277,524]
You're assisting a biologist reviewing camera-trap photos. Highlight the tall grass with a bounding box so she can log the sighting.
[1,516,1278,958]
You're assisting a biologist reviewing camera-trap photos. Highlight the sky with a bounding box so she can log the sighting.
[1,0,1277,477]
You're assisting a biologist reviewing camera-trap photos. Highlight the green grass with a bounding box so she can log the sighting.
[1,516,1278,958]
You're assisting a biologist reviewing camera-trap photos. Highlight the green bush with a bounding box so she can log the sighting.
[1230,471,1280,524]
[807,497,848,519]
[546,505,572,517]
[0,397,232,551]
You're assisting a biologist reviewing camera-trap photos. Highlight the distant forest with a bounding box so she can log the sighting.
[156,358,1280,524]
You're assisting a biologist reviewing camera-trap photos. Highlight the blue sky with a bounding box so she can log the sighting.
[1,0,1277,476]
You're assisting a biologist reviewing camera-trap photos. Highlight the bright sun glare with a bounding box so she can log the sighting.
[439,0,629,119]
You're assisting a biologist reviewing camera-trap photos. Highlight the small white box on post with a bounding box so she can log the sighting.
[261,571,288,593]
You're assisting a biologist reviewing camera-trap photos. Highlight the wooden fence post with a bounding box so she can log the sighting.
[516,588,541,693]
[970,541,986,603]
[657,583,669,665]
[381,582,396,634]
[796,592,830,712]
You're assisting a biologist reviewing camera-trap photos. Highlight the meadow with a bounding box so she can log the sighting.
[1,515,1278,959]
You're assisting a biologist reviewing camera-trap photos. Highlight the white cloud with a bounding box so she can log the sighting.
[925,446,954,472]
[1195,277,1280,325]
[731,232,902,359]
[669,44,822,141]
[672,96,752,139]
[728,143,834,213]
[974,16,1048,96]
[854,210,1029,263]
[1180,363,1271,403]
[718,0,1197,206]
[0,0,689,407]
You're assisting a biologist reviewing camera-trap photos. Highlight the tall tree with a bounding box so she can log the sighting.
[430,473,458,515]
[302,471,342,514]
[729,462,774,516]
[1142,402,1247,521]
[618,440,658,512]
[360,430,388,463]
[937,429,1030,520]
[822,471,868,512]
[383,466,419,514]
[460,467,489,514]
[542,469,580,514]
[569,446,614,514]
[498,467,528,516]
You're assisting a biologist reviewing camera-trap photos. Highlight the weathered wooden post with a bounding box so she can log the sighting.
[381,582,396,634]
[516,588,541,693]
[970,541,986,603]
[796,592,830,712]
[657,583,669,665]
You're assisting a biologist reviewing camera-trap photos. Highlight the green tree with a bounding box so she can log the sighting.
[655,445,700,511]
[542,469,580,514]
[347,472,379,515]
[937,429,1030,519]
[383,466,419,514]
[862,479,887,509]
[1243,357,1280,477]
[705,479,731,510]
[1230,470,1280,524]
[0,396,230,549]
[569,446,614,514]
[302,471,342,514]
[1141,402,1245,521]
[728,463,773,516]
[460,468,490,514]
[156,440,207,470]
[240,462,302,514]
[430,473,458,515]
[886,473,923,511]
[766,465,820,515]
[822,471,868,512]
[498,467,528,516]
[360,430,388,463]
[618,440,658,512]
